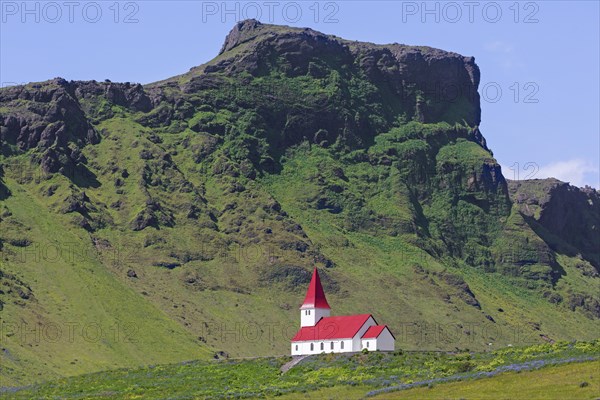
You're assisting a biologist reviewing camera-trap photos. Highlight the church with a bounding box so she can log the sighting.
[291,268,395,355]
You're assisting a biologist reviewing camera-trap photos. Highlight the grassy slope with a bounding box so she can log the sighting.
[3,341,598,399]
[277,361,600,399]
[377,361,600,400]
[0,174,212,387]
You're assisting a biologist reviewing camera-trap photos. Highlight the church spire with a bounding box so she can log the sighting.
[300,268,331,309]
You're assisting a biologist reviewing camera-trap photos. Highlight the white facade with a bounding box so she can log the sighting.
[300,306,330,327]
[291,339,353,355]
[361,328,395,351]
[292,331,394,355]
[374,328,395,351]
[361,338,376,350]
[291,316,396,355]
[351,317,376,350]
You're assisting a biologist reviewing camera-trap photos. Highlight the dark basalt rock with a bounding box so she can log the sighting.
[182,75,226,94]
[508,179,600,271]
[127,269,138,278]
[61,191,91,214]
[0,269,35,307]
[1,79,99,151]
[567,293,600,319]
[130,208,159,231]
[130,200,174,231]
[188,20,482,157]
[219,19,263,54]
[73,80,152,113]
[153,261,181,269]
[436,271,481,309]
[0,80,102,182]
[1,78,153,159]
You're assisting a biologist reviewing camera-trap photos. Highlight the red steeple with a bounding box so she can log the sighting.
[300,268,331,309]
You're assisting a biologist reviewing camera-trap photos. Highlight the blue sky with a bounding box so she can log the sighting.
[1,1,598,187]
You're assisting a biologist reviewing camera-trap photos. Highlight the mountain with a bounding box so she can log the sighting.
[508,179,599,271]
[0,19,598,386]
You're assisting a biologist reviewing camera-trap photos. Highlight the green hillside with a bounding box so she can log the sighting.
[0,20,598,386]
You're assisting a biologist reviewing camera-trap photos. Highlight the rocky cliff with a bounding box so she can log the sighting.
[509,179,599,271]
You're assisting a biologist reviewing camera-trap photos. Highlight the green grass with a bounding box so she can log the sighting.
[276,360,600,399]
[375,360,600,399]
[0,172,213,386]
[3,341,598,399]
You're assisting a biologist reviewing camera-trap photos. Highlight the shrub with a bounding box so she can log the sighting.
[455,360,475,373]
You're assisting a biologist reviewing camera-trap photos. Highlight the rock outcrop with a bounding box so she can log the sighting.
[509,179,599,271]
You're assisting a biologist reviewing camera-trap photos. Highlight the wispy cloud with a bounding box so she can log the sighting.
[502,159,599,188]
[484,40,514,54]
[483,40,523,70]
[536,159,599,188]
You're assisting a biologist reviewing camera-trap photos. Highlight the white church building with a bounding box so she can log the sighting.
[291,268,395,355]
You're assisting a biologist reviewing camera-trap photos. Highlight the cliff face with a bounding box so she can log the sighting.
[0,79,99,156]
[0,20,598,385]
[509,179,600,271]
[0,79,156,175]
[214,19,481,125]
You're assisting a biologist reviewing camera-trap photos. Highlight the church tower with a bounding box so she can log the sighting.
[300,268,331,327]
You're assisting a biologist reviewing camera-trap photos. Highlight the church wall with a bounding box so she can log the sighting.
[291,339,354,355]
[300,307,330,327]
[351,317,376,351]
[375,329,395,351]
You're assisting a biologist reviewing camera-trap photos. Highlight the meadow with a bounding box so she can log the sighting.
[2,340,598,399]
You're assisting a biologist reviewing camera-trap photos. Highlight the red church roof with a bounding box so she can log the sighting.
[291,314,373,342]
[362,325,388,339]
[300,268,331,309]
